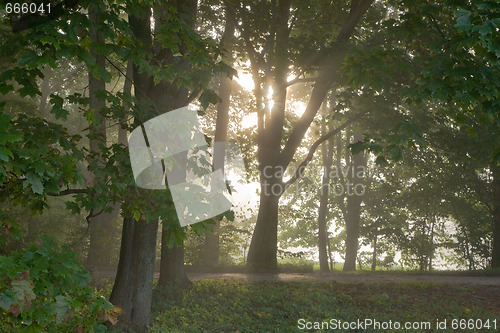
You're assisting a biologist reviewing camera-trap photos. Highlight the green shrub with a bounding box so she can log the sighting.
[0,237,118,332]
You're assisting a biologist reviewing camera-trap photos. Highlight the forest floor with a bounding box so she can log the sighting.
[148,277,500,332]
[90,268,500,331]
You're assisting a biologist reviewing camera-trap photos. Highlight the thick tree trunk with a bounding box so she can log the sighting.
[247,190,281,269]
[203,9,235,267]
[110,2,191,328]
[110,218,158,332]
[110,218,135,318]
[343,132,365,271]
[154,0,197,287]
[86,6,114,267]
[159,238,191,288]
[491,165,500,268]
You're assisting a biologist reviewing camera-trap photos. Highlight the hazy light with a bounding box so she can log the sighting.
[241,113,258,129]
[268,86,274,111]
[235,65,254,91]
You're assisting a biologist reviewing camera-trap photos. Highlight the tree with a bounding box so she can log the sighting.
[202,2,236,268]
[1,0,230,330]
[86,2,116,268]
[316,109,334,272]
[229,0,374,269]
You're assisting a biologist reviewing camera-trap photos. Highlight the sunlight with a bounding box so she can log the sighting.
[241,112,258,129]
[291,100,306,117]
[235,69,254,92]
[267,86,274,111]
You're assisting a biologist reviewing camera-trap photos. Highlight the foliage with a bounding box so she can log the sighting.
[0,237,118,332]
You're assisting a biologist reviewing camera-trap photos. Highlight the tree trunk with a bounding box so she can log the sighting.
[371,233,377,271]
[86,5,114,267]
[343,131,365,271]
[158,153,190,287]
[317,112,334,273]
[38,68,50,116]
[156,0,198,286]
[110,218,158,332]
[159,238,191,288]
[491,165,500,268]
[247,190,281,269]
[327,236,334,270]
[429,216,436,271]
[203,7,235,267]
[110,1,195,328]
[110,218,135,319]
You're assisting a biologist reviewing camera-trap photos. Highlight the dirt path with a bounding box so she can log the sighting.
[92,268,500,286]
[185,272,500,286]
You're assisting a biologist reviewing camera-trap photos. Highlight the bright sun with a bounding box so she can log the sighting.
[235,70,254,92]
[235,67,307,128]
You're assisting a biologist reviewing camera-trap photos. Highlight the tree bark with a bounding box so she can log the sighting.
[159,238,191,288]
[86,4,114,267]
[429,215,436,271]
[491,165,500,268]
[247,190,281,269]
[317,113,334,273]
[343,131,366,271]
[110,217,159,333]
[327,236,334,270]
[371,233,377,271]
[157,0,198,286]
[203,7,235,267]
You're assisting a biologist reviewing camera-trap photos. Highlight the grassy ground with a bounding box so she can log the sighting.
[149,280,499,332]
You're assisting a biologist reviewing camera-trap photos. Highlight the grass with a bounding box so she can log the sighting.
[150,280,499,332]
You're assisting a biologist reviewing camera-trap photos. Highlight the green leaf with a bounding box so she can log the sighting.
[389,147,403,162]
[17,49,39,66]
[54,295,70,323]
[349,141,366,155]
[24,172,44,194]
[0,148,12,162]
[455,8,472,31]
[375,156,388,165]
[223,209,235,222]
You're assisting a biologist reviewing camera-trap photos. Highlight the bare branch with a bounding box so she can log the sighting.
[48,188,87,196]
[283,110,368,190]
[285,77,318,87]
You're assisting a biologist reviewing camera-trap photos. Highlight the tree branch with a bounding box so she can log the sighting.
[48,188,87,196]
[285,77,318,87]
[283,110,367,190]
[337,0,374,42]
[279,0,373,168]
